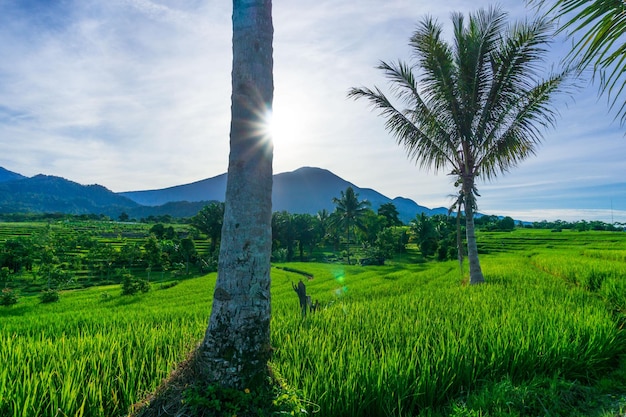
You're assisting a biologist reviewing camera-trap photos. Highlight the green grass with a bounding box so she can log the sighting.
[0,280,214,417]
[1,228,626,416]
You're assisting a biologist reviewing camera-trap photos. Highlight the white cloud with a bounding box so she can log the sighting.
[0,0,622,221]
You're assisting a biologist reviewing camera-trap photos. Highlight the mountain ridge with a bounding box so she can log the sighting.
[120,166,448,221]
[0,166,447,221]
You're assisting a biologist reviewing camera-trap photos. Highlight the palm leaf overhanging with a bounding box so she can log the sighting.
[349,6,568,284]
[529,0,626,124]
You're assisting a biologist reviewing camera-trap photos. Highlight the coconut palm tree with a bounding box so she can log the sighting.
[200,0,274,389]
[529,0,626,124]
[332,186,371,264]
[349,6,567,284]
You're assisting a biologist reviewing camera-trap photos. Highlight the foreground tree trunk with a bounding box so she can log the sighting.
[463,177,485,285]
[199,0,274,389]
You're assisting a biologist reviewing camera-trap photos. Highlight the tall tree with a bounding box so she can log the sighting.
[530,0,626,124]
[332,186,371,264]
[349,7,567,284]
[272,211,296,261]
[199,0,274,389]
[191,202,225,253]
[410,213,439,257]
[377,202,403,227]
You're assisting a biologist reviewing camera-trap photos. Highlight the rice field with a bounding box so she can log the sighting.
[1,228,625,416]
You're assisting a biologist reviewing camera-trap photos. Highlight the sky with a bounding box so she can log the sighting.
[0,0,624,223]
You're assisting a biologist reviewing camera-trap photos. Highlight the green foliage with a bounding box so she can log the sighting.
[191,202,225,252]
[448,375,596,417]
[1,230,626,416]
[181,380,308,417]
[121,270,151,295]
[39,289,60,304]
[530,0,626,124]
[0,287,18,306]
[331,187,372,263]
[349,6,569,284]
[0,267,11,283]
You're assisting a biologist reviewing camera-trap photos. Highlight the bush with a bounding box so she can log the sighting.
[121,271,150,295]
[271,248,288,263]
[0,267,12,284]
[0,288,18,306]
[40,289,60,303]
[160,281,179,290]
[181,381,308,417]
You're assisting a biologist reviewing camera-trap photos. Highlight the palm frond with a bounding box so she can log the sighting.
[348,63,459,172]
[477,71,567,178]
[529,0,626,124]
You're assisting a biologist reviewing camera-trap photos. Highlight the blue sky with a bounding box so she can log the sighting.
[0,0,624,222]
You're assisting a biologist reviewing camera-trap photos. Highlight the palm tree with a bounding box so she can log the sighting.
[332,186,371,264]
[529,0,626,124]
[349,6,567,284]
[200,0,274,388]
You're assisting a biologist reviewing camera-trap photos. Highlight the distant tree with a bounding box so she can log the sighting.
[498,216,516,231]
[359,210,386,245]
[349,7,568,284]
[411,213,439,257]
[191,202,225,253]
[178,238,197,275]
[118,212,130,222]
[530,0,626,124]
[0,237,34,273]
[272,211,296,261]
[293,214,316,261]
[149,224,166,240]
[143,235,163,279]
[332,187,371,264]
[378,202,403,227]
[118,241,143,270]
[0,267,11,284]
[316,209,331,245]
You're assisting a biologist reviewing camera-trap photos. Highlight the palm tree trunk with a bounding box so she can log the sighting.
[456,205,464,275]
[199,0,274,389]
[346,224,351,264]
[463,178,485,285]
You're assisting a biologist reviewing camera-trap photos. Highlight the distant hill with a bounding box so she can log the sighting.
[0,167,26,183]
[0,166,446,222]
[122,167,447,222]
[272,167,446,221]
[120,173,228,206]
[0,174,140,216]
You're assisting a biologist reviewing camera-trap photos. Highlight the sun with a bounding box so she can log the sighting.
[265,103,300,153]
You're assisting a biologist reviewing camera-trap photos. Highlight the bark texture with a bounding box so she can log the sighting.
[200,0,273,389]
[463,177,485,285]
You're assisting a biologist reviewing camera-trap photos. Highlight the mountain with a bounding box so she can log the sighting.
[0,167,26,183]
[120,173,228,206]
[0,166,446,222]
[122,167,446,222]
[0,174,140,216]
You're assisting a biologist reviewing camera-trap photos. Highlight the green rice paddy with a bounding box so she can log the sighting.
[1,228,626,416]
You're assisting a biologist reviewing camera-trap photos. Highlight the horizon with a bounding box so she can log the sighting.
[0,1,624,223]
[2,164,624,224]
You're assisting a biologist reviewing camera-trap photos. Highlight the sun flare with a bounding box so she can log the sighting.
[265,105,300,153]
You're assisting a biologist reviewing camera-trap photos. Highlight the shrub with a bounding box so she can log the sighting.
[181,381,308,417]
[0,267,12,283]
[159,281,179,290]
[121,272,150,295]
[40,289,60,303]
[0,287,18,306]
